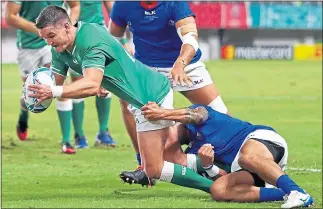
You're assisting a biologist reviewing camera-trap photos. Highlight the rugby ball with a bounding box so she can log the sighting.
[23,67,55,113]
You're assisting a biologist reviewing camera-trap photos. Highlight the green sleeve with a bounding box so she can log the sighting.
[51,49,69,77]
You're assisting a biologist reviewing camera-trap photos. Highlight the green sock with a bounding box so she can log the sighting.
[57,100,72,144]
[72,99,85,136]
[95,96,111,133]
[160,161,214,193]
[18,108,29,124]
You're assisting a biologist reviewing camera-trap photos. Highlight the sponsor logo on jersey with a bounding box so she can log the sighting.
[145,10,156,15]
[144,10,158,20]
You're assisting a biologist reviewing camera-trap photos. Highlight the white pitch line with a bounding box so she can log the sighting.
[287,167,322,173]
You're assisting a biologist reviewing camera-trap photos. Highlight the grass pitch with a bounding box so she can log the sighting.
[1,60,322,208]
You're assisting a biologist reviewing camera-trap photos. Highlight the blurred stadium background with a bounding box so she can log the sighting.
[1,1,322,208]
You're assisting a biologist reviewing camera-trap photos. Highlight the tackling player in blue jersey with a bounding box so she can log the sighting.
[109,1,230,179]
[141,102,314,208]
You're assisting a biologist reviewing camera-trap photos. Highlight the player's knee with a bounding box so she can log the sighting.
[210,181,228,201]
[238,154,257,170]
[119,99,130,112]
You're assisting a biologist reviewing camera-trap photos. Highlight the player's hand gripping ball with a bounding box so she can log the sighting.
[23,67,55,113]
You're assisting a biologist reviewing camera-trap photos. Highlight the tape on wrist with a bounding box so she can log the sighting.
[203,165,220,177]
[182,32,199,52]
[51,85,63,98]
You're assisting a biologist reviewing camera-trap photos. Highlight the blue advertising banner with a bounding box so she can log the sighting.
[249,3,322,29]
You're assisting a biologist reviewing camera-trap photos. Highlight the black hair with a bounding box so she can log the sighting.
[35,5,70,29]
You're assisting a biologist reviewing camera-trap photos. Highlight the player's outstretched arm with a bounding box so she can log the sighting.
[54,68,104,99]
[5,2,39,35]
[28,68,104,105]
[141,102,208,125]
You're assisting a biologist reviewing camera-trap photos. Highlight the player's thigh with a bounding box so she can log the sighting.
[137,128,167,167]
[130,90,174,163]
[163,125,186,165]
[128,89,174,133]
[231,130,287,172]
[17,46,51,78]
[240,139,274,161]
[181,84,220,105]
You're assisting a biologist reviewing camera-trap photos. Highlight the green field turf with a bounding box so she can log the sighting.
[2,60,322,208]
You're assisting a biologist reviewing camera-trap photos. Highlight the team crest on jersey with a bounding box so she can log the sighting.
[168,20,175,26]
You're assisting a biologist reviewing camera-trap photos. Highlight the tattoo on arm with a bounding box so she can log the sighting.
[183,106,208,124]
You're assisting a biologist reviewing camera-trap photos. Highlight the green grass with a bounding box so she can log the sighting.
[2,60,322,208]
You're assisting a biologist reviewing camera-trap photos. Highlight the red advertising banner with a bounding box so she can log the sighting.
[1,2,248,29]
[189,2,221,29]
[221,3,248,29]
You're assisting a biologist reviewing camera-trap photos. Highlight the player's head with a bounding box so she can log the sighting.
[36,5,73,53]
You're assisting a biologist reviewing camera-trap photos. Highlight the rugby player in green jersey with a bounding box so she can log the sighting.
[29,5,215,193]
[5,1,79,154]
[62,1,118,150]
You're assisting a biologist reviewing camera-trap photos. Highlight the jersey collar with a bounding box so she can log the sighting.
[140,1,158,10]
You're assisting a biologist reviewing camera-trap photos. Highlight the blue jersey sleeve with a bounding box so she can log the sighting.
[110,2,127,27]
[171,1,195,22]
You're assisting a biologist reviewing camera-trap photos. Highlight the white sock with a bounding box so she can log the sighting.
[208,95,228,114]
[56,99,73,111]
[186,154,197,172]
[159,161,174,182]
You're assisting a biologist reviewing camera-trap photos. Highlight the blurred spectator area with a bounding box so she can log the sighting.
[1,1,322,62]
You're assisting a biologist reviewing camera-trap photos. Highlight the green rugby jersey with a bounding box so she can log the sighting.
[11,1,62,49]
[79,1,105,25]
[51,22,170,108]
